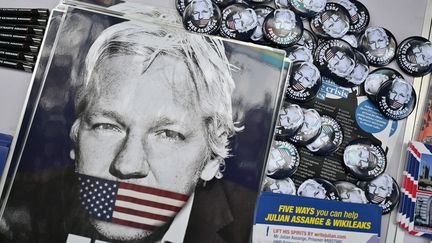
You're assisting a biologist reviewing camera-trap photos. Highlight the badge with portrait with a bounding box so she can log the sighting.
[287,76,394,186]
[0,5,287,243]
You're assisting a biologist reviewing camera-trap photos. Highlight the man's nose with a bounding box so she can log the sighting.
[109,134,150,180]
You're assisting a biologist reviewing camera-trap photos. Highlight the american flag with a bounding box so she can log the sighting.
[78,174,189,231]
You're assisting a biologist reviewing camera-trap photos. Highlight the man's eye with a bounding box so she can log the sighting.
[92,123,121,132]
[156,129,186,141]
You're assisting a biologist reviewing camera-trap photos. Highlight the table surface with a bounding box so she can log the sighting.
[0,0,431,243]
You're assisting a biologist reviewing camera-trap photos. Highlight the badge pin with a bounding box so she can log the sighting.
[298,178,341,201]
[306,115,343,156]
[266,140,300,179]
[396,36,432,77]
[343,138,387,180]
[358,26,397,67]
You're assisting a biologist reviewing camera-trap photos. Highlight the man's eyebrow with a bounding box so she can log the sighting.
[86,110,125,123]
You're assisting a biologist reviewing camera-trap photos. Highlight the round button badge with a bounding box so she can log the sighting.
[289,108,322,145]
[289,0,327,18]
[285,61,322,103]
[250,6,275,44]
[334,181,368,204]
[363,67,404,103]
[266,140,300,179]
[263,8,303,47]
[358,26,397,67]
[297,178,341,200]
[220,4,258,40]
[362,173,400,214]
[343,138,387,180]
[396,36,432,77]
[275,102,304,138]
[335,0,370,34]
[306,115,343,156]
[310,2,351,39]
[313,39,357,84]
[376,77,416,120]
[262,177,297,195]
[296,28,318,53]
[183,0,221,34]
[336,50,369,88]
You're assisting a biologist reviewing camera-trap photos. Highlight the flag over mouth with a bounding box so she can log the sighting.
[77,173,189,231]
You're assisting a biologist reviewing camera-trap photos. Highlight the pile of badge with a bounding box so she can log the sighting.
[177,0,432,215]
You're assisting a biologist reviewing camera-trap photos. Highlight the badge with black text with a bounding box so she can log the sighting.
[289,108,322,145]
[297,178,341,200]
[363,67,404,103]
[285,45,313,63]
[220,4,258,40]
[183,0,221,34]
[296,28,317,53]
[275,102,304,138]
[334,181,368,204]
[285,61,321,102]
[262,177,296,195]
[263,8,303,47]
[343,138,386,180]
[289,0,327,17]
[335,0,369,34]
[314,39,357,84]
[396,36,432,77]
[266,141,300,179]
[250,6,274,44]
[358,26,397,66]
[306,115,343,155]
[362,174,400,214]
[310,2,351,39]
[337,50,369,88]
[176,0,192,15]
[376,77,416,120]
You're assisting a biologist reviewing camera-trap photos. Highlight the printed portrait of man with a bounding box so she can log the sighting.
[320,12,349,38]
[364,27,394,57]
[346,62,369,85]
[303,0,326,12]
[189,0,214,27]
[279,104,304,133]
[367,174,394,204]
[364,73,388,95]
[387,78,413,110]
[408,42,432,67]
[251,13,265,41]
[291,62,320,91]
[336,182,368,204]
[0,8,285,243]
[273,9,297,36]
[344,144,378,171]
[266,147,293,176]
[296,109,321,142]
[228,8,258,33]
[326,49,355,78]
[337,0,359,22]
[262,177,296,195]
[287,45,313,63]
[306,125,334,152]
[297,179,328,199]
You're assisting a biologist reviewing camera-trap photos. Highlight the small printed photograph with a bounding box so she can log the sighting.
[414,193,432,232]
[418,154,432,192]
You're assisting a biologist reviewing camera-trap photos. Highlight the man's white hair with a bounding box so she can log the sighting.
[365,27,389,46]
[297,179,324,196]
[70,21,242,160]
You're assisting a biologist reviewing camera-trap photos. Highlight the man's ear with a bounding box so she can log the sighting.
[200,158,221,182]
